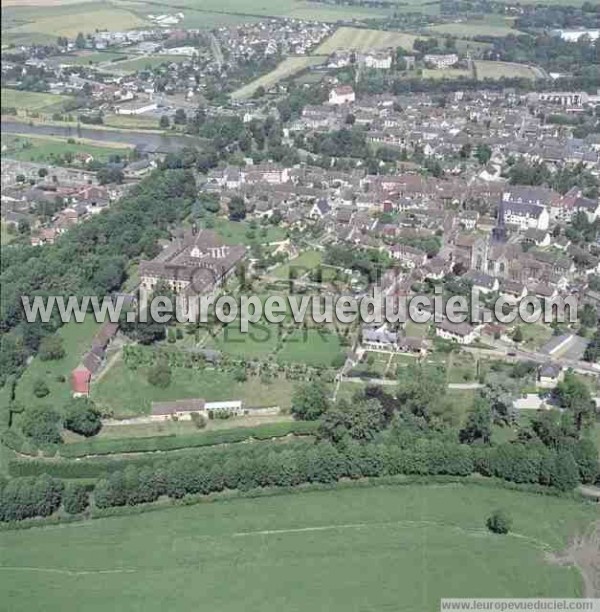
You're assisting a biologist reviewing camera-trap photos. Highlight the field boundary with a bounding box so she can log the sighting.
[0,474,590,532]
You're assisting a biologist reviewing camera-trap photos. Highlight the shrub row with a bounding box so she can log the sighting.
[8,438,315,480]
[2,439,590,522]
[57,421,318,458]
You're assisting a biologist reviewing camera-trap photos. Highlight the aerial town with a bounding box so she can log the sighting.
[1,0,599,609]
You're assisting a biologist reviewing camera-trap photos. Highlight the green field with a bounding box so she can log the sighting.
[426,22,520,38]
[92,357,297,415]
[422,68,473,80]
[4,5,146,39]
[210,218,286,246]
[1,484,596,611]
[208,321,282,359]
[125,0,391,24]
[277,329,344,367]
[109,55,191,73]
[12,319,100,412]
[231,56,327,99]
[272,250,323,279]
[314,27,418,55]
[1,88,72,113]
[474,60,542,81]
[1,134,131,164]
[55,51,129,66]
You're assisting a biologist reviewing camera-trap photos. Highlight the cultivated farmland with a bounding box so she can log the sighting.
[4,7,146,39]
[1,484,596,611]
[230,56,327,99]
[314,27,418,55]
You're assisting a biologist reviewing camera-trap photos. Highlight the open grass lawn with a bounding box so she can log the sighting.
[1,88,72,113]
[109,55,190,73]
[1,484,596,612]
[314,27,418,55]
[231,56,327,99]
[14,318,100,410]
[277,328,344,367]
[422,68,473,80]
[210,218,286,246]
[93,414,294,441]
[520,323,554,351]
[92,357,297,415]
[207,321,282,359]
[56,51,129,66]
[404,320,430,339]
[271,250,323,279]
[101,113,161,130]
[1,134,131,164]
[474,60,540,81]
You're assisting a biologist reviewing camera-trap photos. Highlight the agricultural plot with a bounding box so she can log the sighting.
[426,21,520,38]
[133,0,390,23]
[231,56,327,100]
[1,485,596,612]
[474,60,541,81]
[1,88,72,113]
[4,7,146,39]
[314,27,418,55]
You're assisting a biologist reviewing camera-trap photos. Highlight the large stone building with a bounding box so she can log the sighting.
[139,228,246,318]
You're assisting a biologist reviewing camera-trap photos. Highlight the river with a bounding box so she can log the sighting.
[1,121,203,153]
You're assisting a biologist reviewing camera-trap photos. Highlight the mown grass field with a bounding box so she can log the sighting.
[1,134,131,163]
[55,51,129,66]
[231,56,327,99]
[1,484,596,612]
[210,218,286,246]
[277,328,344,367]
[0,88,72,113]
[272,250,323,279]
[92,357,297,415]
[474,60,541,80]
[109,55,191,73]
[314,27,418,55]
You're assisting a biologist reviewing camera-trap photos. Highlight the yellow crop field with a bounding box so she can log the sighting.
[314,27,418,55]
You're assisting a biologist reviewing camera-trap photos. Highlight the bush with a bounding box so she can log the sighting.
[147,360,171,388]
[38,336,65,361]
[21,405,62,445]
[63,482,89,515]
[486,509,512,534]
[190,412,207,429]
[63,398,102,437]
[33,379,49,398]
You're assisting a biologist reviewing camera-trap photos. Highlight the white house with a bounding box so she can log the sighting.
[423,53,458,69]
[436,320,479,345]
[328,85,355,105]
